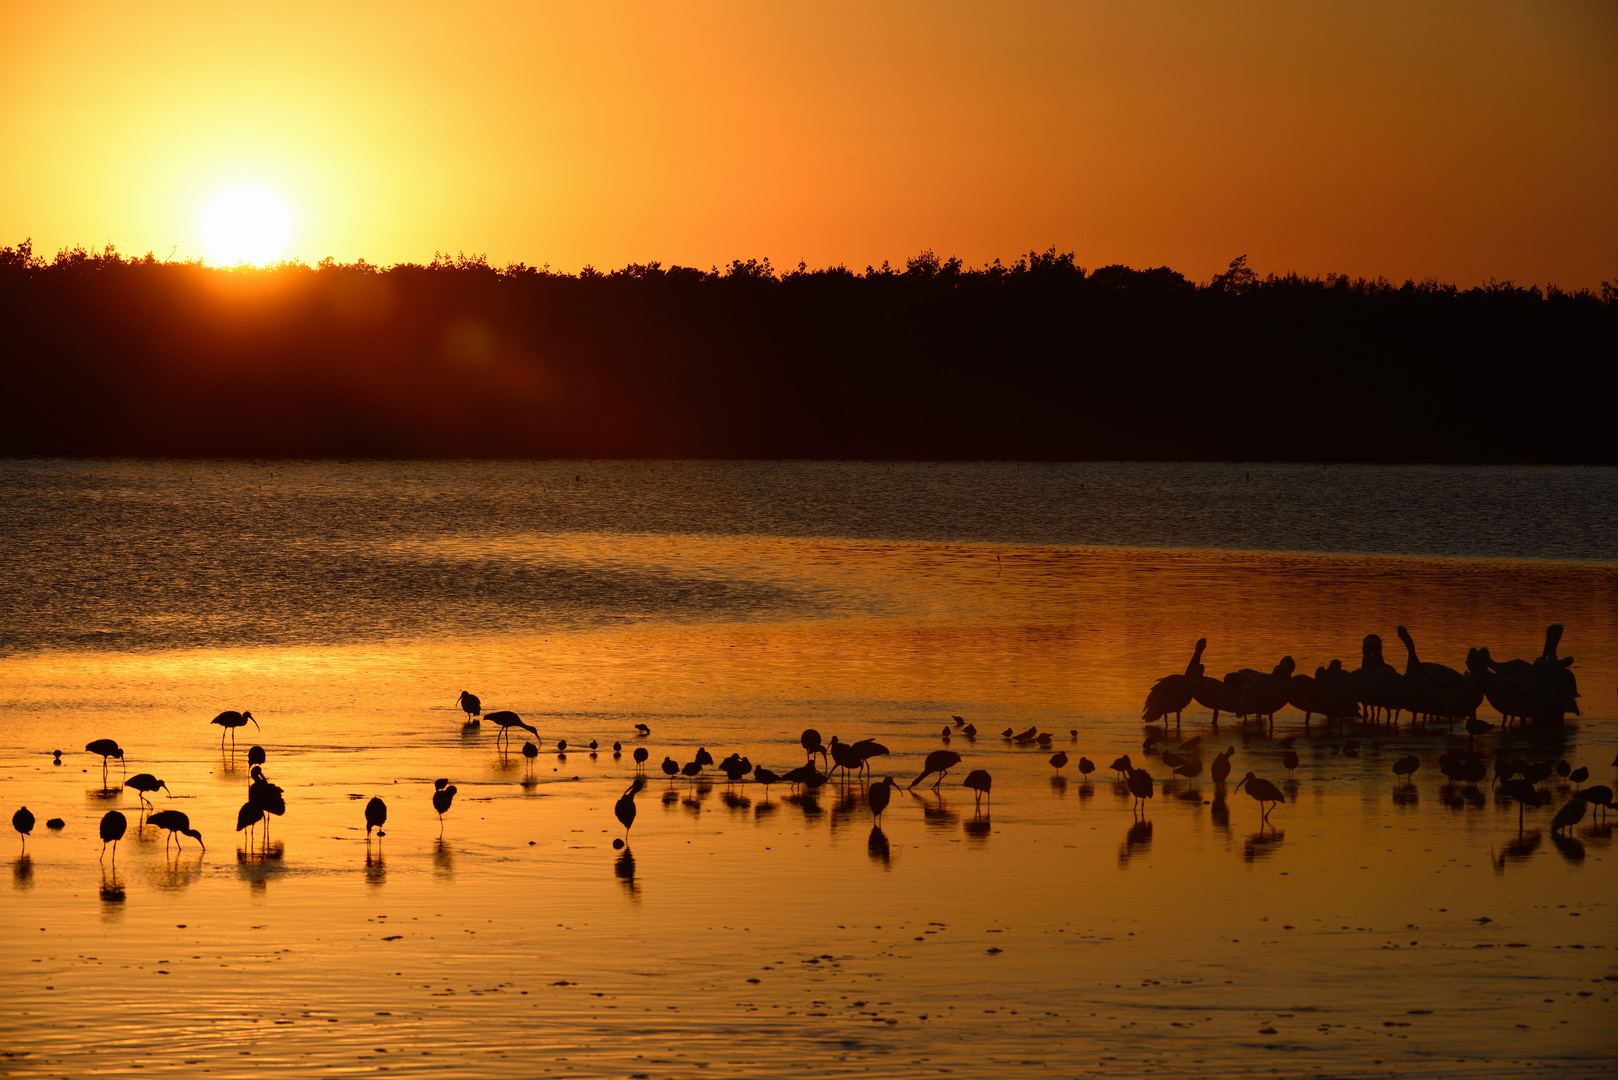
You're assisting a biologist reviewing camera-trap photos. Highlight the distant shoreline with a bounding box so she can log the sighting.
[4,242,1614,463]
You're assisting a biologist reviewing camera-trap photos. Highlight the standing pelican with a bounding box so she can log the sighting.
[1350,636,1409,724]
[1142,638,1208,731]
[457,690,482,723]
[613,778,644,848]
[12,806,34,852]
[85,739,125,789]
[485,710,538,752]
[1234,772,1284,824]
[99,810,127,861]
[211,710,258,751]
[365,797,388,839]
[147,809,204,852]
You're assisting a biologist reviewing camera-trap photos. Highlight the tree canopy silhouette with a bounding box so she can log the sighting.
[2,241,1612,461]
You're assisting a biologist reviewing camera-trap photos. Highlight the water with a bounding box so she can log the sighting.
[1,460,1615,1078]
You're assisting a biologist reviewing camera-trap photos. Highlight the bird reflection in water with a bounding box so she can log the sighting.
[1209,794,1231,832]
[1494,830,1540,874]
[365,849,386,886]
[13,855,33,891]
[1050,775,1067,796]
[614,847,639,899]
[433,839,454,878]
[661,788,679,808]
[867,825,892,868]
[911,789,958,830]
[1440,784,1486,811]
[1243,829,1285,863]
[963,814,991,842]
[1550,832,1584,864]
[236,841,284,891]
[753,799,777,819]
[1393,785,1420,808]
[1118,820,1152,867]
[789,793,824,819]
[99,867,125,903]
[722,790,751,812]
[153,853,204,892]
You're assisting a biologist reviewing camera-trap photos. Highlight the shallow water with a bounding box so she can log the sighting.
[1,461,1615,1078]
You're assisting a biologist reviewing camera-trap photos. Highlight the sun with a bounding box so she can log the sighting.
[200,186,291,265]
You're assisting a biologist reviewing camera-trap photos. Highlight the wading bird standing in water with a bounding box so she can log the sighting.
[13,806,34,852]
[908,750,962,790]
[485,711,538,752]
[964,769,992,810]
[613,777,644,849]
[868,777,898,824]
[86,739,125,789]
[1234,772,1285,826]
[99,810,127,861]
[211,710,258,752]
[147,809,204,853]
[365,797,387,840]
[457,690,482,724]
[124,773,171,811]
[432,779,457,836]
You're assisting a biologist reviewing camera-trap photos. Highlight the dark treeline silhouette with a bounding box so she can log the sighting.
[3,239,1614,461]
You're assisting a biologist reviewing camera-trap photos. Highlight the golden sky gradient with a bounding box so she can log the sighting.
[2,1,1614,285]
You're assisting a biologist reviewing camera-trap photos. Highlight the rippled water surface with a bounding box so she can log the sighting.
[1,461,1615,1079]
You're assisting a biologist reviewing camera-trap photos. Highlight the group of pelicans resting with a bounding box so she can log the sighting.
[1142,625,1581,732]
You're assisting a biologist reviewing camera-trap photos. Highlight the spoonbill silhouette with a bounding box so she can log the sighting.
[485,711,538,752]
[908,750,962,790]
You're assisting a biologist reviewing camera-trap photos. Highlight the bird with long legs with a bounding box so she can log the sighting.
[908,750,962,790]
[800,729,827,769]
[1500,778,1545,835]
[13,807,34,852]
[1124,764,1154,814]
[99,810,127,861]
[1234,772,1285,826]
[432,779,457,836]
[632,746,649,772]
[1550,794,1588,836]
[124,773,171,812]
[365,797,387,840]
[613,778,644,849]
[868,777,898,824]
[1392,755,1420,785]
[457,690,482,724]
[147,809,204,853]
[1142,638,1208,733]
[211,710,258,752]
[485,711,538,753]
[247,766,286,839]
[963,769,992,810]
[236,798,265,850]
[86,739,125,789]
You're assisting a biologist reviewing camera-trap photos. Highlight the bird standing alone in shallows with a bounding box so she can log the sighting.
[963,769,992,809]
[211,710,258,751]
[521,741,539,774]
[432,779,457,836]
[1234,772,1285,825]
[1210,747,1235,786]
[86,739,125,789]
[13,806,34,852]
[457,691,482,724]
[868,777,899,823]
[99,810,127,861]
[124,773,171,811]
[485,711,538,752]
[147,809,204,852]
[1392,755,1420,784]
[908,750,962,790]
[1049,751,1068,770]
[1125,765,1154,812]
[613,778,644,849]
[365,797,387,839]
[632,746,649,771]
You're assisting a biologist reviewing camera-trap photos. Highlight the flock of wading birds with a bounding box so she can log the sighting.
[8,623,1615,866]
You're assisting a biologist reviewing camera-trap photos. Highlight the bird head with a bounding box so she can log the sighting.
[1235,772,1255,791]
[434,778,449,791]
[245,711,259,729]
[112,748,125,760]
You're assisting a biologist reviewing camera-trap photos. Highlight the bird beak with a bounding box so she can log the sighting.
[249,717,260,730]
[1235,777,1247,791]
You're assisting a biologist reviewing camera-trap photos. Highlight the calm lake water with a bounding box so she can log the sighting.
[2,461,1615,1079]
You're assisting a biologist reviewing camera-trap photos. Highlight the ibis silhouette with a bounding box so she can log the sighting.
[147,809,204,852]
[908,750,962,790]
[12,806,33,852]
[485,711,538,752]
[1234,772,1284,824]
[85,739,125,789]
[365,796,388,839]
[124,773,170,811]
[211,710,258,751]
[99,810,127,861]
[457,690,482,723]
[868,777,899,823]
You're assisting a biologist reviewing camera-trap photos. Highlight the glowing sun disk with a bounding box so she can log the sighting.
[201,187,291,265]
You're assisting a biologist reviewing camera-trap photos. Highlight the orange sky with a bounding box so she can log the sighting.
[2,1,1614,286]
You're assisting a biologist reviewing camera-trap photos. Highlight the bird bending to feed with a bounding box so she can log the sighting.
[124,773,171,810]
[868,777,898,822]
[963,769,992,809]
[613,777,644,848]
[365,797,388,838]
[485,711,538,751]
[1110,754,1132,780]
[211,710,259,751]
[1550,795,1587,835]
[86,738,126,788]
[147,809,204,852]
[908,750,963,789]
[12,806,34,851]
[1234,772,1284,824]
[432,779,457,834]
[99,810,127,860]
[457,690,482,723]
[634,723,651,736]
[1392,755,1420,784]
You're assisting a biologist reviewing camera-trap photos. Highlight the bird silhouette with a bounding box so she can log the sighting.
[457,690,482,723]
[99,810,127,861]
[1568,765,1588,788]
[485,710,538,752]
[1125,765,1154,812]
[1500,778,1545,834]
[1281,750,1300,778]
[1550,795,1587,835]
[247,745,266,768]
[432,780,457,835]
[1350,635,1409,724]
[661,756,679,782]
[801,729,827,767]
[868,777,899,823]
[365,796,388,838]
[1110,754,1132,780]
[908,750,962,790]
[828,738,862,782]
[628,746,649,772]
[521,741,539,772]
[147,809,204,852]
[1049,750,1068,770]
[963,769,992,809]
[1077,756,1095,782]
[694,747,714,768]
[85,739,125,789]
[211,710,258,751]
[1234,772,1284,824]
[1210,747,1235,785]
[1173,757,1203,781]
[613,777,645,848]
[1392,755,1420,785]
[12,806,34,852]
[236,798,265,847]
[124,773,170,811]
[1578,785,1612,820]
[853,739,890,777]
[753,766,781,795]
[1397,626,1483,723]
[634,723,651,736]
[1142,638,1207,731]
[247,766,286,839]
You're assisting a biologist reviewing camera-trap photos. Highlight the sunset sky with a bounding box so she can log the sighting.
[2,1,1613,286]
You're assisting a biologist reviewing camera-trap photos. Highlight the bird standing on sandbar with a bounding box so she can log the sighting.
[13,806,34,852]
[1210,747,1235,786]
[632,746,649,771]
[148,809,204,853]
[99,810,127,861]
[1049,751,1068,770]
[86,739,125,789]
[1077,756,1095,782]
[365,797,388,839]
[613,778,644,849]
[1234,772,1285,825]
[1125,765,1154,813]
